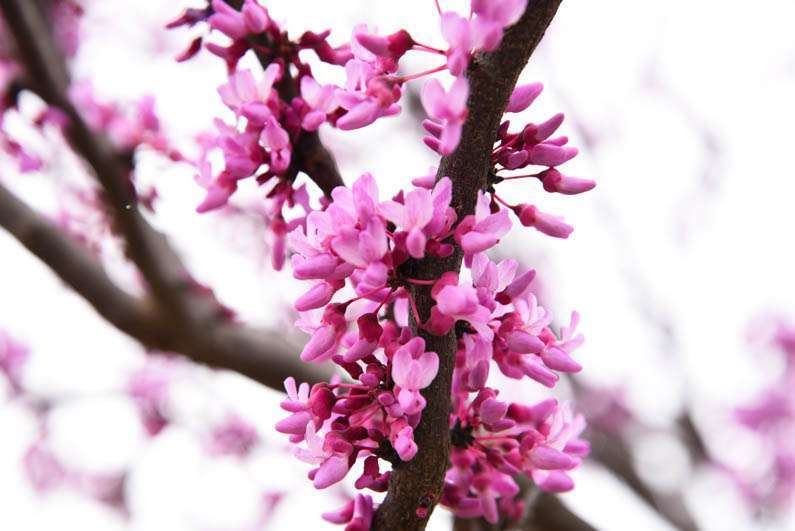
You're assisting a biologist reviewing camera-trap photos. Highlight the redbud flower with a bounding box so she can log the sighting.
[506,82,543,113]
[540,168,596,195]
[421,77,469,155]
[516,204,573,239]
[392,338,439,415]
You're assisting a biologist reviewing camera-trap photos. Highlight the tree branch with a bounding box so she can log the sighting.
[372,2,563,529]
[587,426,699,531]
[224,0,344,197]
[0,181,330,390]
[0,0,333,391]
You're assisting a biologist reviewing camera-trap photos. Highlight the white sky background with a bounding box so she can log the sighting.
[1,0,795,530]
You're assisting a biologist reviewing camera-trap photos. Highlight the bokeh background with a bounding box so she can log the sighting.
[2,1,794,529]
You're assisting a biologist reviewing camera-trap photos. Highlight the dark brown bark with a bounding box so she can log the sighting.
[0,183,330,390]
[372,2,564,529]
[225,0,345,197]
[0,0,332,391]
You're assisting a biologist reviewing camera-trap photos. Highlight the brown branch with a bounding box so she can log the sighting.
[587,427,699,531]
[223,0,344,197]
[0,0,332,391]
[372,2,563,529]
[0,181,330,390]
[0,182,157,342]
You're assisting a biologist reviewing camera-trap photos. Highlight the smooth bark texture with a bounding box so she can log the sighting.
[372,2,564,529]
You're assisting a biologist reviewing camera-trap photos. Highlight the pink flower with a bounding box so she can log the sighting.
[455,192,512,258]
[379,177,453,258]
[517,204,573,239]
[322,494,374,531]
[208,0,269,40]
[471,0,528,51]
[295,423,352,489]
[540,168,596,195]
[336,60,402,130]
[440,13,475,76]
[529,403,587,492]
[392,337,439,415]
[434,284,494,340]
[300,76,338,131]
[217,65,281,118]
[506,82,543,113]
[421,77,469,155]
[259,116,291,173]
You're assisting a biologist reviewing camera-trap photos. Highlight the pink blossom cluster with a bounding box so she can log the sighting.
[277,170,591,524]
[488,83,596,239]
[168,0,596,526]
[726,321,795,513]
[170,0,541,269]
[2,20,178,183]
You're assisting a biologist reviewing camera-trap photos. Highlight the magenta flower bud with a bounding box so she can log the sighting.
[565,439,591,457]
[502,269,536,301]
[505,150,529,169]
[530,446,576,470]
[343,339,376,362]
[423,135,442,154]
[490,419,516,432]
[357,33,389,56]
[393,426,418,461]
[540,168,596,195]
[175,36,203,62]
[506,82,543,113]
[422,118,443,137]
[517,205,574,239]
[241,0,269,33]
[534,113,565,142]
[508,398,558,423]
[358,313,383,343]
[387,29,415,58]
[275,411,311,435]
[322,499,354,524]
[528,144,578,167]
[522,359,559,388]
[300,325,337,362]
[295,282,336,311]
[546,135,569,146]
[293,254,339,279]
[377,391,395,406]
[360,372,380,387]
[497,120,511,139]
[506,330,545,353]
[166,8,210,29]
[313,455,350,489]
[467,359,490,390]
[536,471,574,493]
[196,180,236,213]
[479,398,508,425]
[309,385,335,421]
[541,347,582,373]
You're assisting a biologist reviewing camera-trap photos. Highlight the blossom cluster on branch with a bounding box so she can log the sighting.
[725,320,795,514]
[168,0,595,527]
